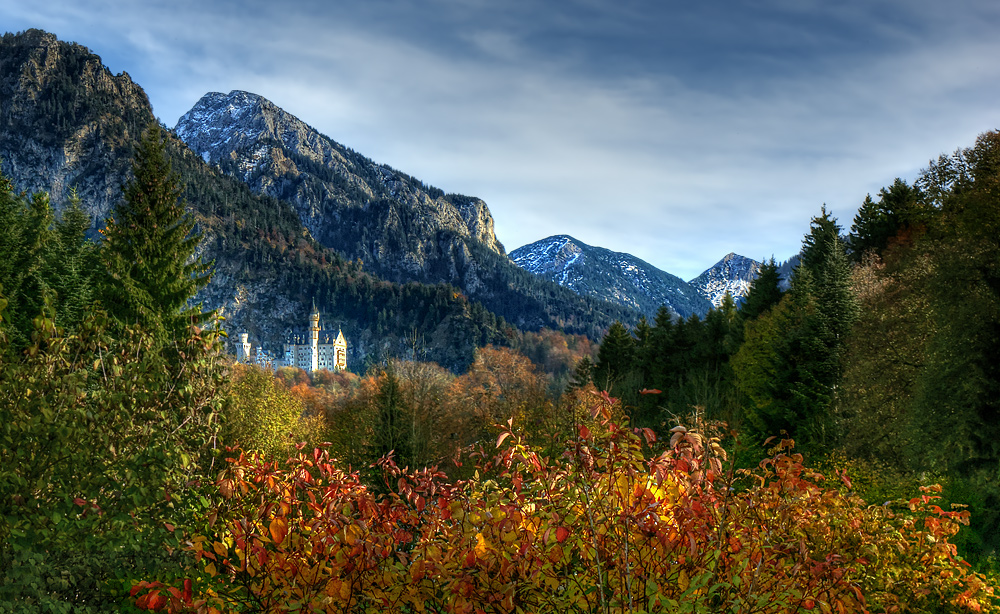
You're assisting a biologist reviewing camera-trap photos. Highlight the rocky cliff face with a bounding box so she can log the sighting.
[510,235,712,320]
[175,91,504,282]
[687,253,762,307]
[0,29,152,225]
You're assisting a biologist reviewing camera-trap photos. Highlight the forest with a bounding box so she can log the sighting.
[1,123,999,612]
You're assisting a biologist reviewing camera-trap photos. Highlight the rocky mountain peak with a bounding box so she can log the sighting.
[510,235,585,279]
[687,252,762,307]
[174,89,505,265]
[176,90,342,170]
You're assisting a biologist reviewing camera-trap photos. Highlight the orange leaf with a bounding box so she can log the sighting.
[344,524,361,546]
[269,516,288,544]
[497,431,511,448]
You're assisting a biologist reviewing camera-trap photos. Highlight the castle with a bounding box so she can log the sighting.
[236,302,347,372]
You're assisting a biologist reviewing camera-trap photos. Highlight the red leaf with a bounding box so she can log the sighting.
[578,425,591,440]
[136,591,167,611]
[556,526,570,543]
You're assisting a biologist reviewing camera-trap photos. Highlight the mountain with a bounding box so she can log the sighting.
[0,29,151,227]
[687,253,762,307]
[0,29,516,370]
[510,235,712,320]
[173,90,640,335]
[0,30,638,370]
[175,90,504,265]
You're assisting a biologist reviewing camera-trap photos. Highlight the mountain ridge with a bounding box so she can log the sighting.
[510,235,712,320]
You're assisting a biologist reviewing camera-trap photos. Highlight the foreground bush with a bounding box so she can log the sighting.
[135,394,997,613]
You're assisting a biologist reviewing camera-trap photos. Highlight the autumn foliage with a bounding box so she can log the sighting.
[135,394,996,613]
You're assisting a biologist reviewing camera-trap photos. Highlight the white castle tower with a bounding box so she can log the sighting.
[309,300,320,373]
[236,332,252,363]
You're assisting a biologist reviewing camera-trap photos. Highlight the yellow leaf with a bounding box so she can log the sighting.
[344,524,361,546]
[474,532,490,556]
[205,561,218,577]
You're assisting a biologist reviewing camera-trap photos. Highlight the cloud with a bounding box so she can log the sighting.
[2,0,999,279]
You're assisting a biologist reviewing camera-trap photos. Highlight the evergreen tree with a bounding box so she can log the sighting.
[370,369,412,470]
[593,321,635,391]
[798,208,858,388]
[631,315,653,380]
[739,258,782,322]
[0,178,54,349]
[646,305,677,387]
[567,356,593,391]
[800,205,842,278]
[733,268,833,448]
[848,178,925,262]
[733,210,856,450]
[99,123,212,339]
[42,190,98,331]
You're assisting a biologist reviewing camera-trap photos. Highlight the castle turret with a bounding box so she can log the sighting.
[309,300,320,373]
[334,328,347,370]
[237,332,252,363]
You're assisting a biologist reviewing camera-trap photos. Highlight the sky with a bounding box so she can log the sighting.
[4,1,1000,280]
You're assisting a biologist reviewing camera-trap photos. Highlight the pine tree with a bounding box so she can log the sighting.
[593,321,635,391]
[43,189,98,331]
[0,177,54,349]
[800,205,842,278]
[848,179,925,262]
[740,258,783,321]
[370,369,412,469]
[100,123,212,338]
[567,356,593,391]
